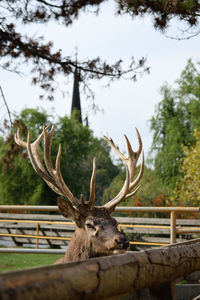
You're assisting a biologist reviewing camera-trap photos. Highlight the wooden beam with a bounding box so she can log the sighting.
[170,211,177,244]
[0,205,199,213]
[0,239,200,300]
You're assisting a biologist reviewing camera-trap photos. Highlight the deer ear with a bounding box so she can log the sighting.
[57,198,80,221]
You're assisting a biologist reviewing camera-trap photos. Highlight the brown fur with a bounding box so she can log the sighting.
[14,126,143,264]
[54,200,129,263]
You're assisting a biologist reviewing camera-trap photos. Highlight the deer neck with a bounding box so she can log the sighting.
[63,228,93,262]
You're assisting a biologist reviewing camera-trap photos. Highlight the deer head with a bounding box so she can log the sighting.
[14,125,144,262]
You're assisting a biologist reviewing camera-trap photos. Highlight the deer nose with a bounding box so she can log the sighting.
[115,237,129,249]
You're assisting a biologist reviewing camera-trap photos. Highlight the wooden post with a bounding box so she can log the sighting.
[170,211,176,244]
[149,282,177,300]
[150,212,177,300]
[36,223,40,249]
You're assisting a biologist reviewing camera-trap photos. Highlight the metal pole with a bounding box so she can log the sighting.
[36,223,40,249]
[170,212,177,244]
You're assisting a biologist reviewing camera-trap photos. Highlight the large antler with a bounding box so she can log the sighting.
[103,128,144,212]
[14,125,143,212]
[14,125,97,209]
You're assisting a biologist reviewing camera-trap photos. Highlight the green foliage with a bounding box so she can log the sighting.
[171,130,200,207]
[0,108,119,205]
[150,59,200,189]
[19,108,51,135]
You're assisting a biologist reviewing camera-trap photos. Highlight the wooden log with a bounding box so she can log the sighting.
[0,239,200,300]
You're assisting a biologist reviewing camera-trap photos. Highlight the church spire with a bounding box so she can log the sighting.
[71,67,82,124]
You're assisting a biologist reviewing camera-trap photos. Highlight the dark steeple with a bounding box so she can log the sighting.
[71,67,82,123]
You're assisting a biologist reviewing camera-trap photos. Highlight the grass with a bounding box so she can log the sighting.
[0,253,63,273]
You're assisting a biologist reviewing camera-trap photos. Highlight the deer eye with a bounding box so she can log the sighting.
[86,223,95,230]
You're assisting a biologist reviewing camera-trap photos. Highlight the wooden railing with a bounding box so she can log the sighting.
[0,205,199,253]
[1,239,200,300]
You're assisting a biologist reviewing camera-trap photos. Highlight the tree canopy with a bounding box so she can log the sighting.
[150,59,200,189]
[1,0,199,100]
[0,108,119,205]
[171,130,200,207]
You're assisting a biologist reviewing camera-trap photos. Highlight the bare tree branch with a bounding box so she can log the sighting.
[0,0,200,102]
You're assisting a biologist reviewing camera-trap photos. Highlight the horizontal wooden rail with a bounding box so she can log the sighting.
[0,232,71,240]
[1,239,200,300]
[0,205,59,212]
[1,219,74,225]
[0,205,199,213]
[0,222,170,247]
[119,224,171,229]
[116,206,200,213]
[0,205,199,249]
[176,227,200,234]
[130,241,168,246]
[1,219,171,229]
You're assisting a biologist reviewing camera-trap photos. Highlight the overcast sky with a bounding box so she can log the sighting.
[1,3,200,162]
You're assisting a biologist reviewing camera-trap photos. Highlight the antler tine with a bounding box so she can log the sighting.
[104,164,130,211]
[104,136,126,161]
[14,128,27,148]
[15,127,63,196]
[43,125,55,177]
[30,125,78,206]
[103,128,144,212]
[135,127,143,158]
[129,150,144,191]
[15,127,47,169]
[89,158,96,208]
[125,128,144,191]
[126,184,141,199]
[26,129,65,196]
[104,136,128,203]
[55,143,79,206]
[15,126,79,206]
[124,134,136,181]
[124,127,143,180]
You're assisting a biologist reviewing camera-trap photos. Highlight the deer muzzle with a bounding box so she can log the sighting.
[114,235,130,250]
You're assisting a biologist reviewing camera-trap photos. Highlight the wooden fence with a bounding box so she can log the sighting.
[1,239,200,300]
[0,206,199,252]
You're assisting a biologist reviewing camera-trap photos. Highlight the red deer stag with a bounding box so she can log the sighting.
[14,125,144,263]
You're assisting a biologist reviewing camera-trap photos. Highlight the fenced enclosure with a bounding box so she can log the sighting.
[0,205,199,253]
[0,205,200,299]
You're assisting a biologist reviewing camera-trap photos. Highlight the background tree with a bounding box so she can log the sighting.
[1,1,199,101]
[171,130,200,207]
[150,59,200,189]
[0,108,119,205]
